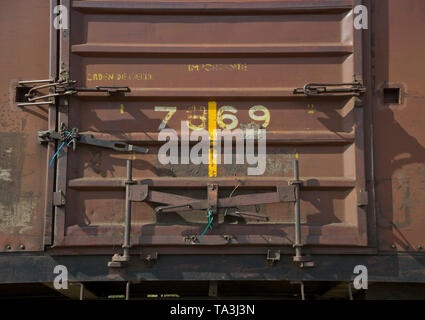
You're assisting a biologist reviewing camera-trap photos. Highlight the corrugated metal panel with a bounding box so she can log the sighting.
[49,0,368,250]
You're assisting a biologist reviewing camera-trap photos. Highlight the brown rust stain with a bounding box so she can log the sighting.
[0,132,37,233]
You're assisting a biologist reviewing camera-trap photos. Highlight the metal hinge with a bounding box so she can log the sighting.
[266,250,281,266]
[357,190,368,207]
[53,190,66,207]
[293,81,366,97]
[141,252,158,267]
[16,79,130,107]
[38,123,148,153]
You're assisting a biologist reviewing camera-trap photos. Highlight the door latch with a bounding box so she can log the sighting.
[293,81,366,96]
[38,123,148,153]
[16,79,130,107]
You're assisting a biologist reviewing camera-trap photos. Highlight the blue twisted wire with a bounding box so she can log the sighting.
[49,131,72,167]
[198,209,214,240]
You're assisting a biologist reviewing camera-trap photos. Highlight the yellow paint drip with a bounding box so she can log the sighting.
[120,104,124,115]
[129,151,136,161]
[208,101,217,177]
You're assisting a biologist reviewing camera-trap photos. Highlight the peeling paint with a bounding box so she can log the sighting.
[0,196,37,233]
[0,169,12,181]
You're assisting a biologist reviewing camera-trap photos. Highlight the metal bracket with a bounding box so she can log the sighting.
[293,80,366,97]
[357,189,368,207]
[128,184,297,242]
[153,185,296,215]
[53,190,66,207]
[108,160,135,268]
[290,281,305,300]
[266,250,281,266]
[141,252,158,267]
[291,159,315,268]
[208,184,218,227]
[38,123,148,154]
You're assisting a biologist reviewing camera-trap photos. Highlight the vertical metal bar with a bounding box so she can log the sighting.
[44,0,59,247]
[79,283,84,300]
[126,281,131,300]
[208,281,218,297]
[53,0,70,246]
[291,281,305,300]
[353,0,369,246]
[348,282,354,300]
[123,160,133,259]
[293,159,302,260]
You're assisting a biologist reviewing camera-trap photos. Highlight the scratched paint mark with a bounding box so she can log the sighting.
[0,169,12,181]
[0,197,36,233]
[120,104,124,115]
[208,101,217,178]
[307,104,315,114]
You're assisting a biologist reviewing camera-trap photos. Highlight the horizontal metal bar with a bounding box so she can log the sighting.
[72,44,354,55]
[5,253,425,284]
[67,131,355,145]
[68,177,356,189]
[18,79,54,85]
[17,101,55,107]
[72,1,353,14]
[75,88,358,98]
[156,187,296,212]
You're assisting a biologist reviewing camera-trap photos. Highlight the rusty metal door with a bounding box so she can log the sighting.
[48,0,369,253]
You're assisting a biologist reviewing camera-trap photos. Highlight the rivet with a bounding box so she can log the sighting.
[418,245,423,250]
[391,244,396,249]
[6,245,12,250]
[19,244,25,250]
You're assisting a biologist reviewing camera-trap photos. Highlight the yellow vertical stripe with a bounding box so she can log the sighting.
[208,101,217,177]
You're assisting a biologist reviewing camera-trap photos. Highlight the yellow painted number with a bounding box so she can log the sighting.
[155,106,177,130]
[249,105,270,128]
[217,106,238,130]
[186,105,207,131]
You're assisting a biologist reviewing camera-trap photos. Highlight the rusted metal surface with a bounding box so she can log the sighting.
[41,0,369,251]
[371,0,425,252]
[0,0,423,284]
[0,0,51,252]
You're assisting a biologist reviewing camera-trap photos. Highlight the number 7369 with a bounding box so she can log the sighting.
[154,105,270,131]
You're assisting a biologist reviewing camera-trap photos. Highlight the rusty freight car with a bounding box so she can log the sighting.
[0,0,424,300]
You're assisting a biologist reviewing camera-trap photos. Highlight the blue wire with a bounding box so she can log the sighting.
[49,141,65,167]
[198,210,214,240]
[49,131,72,167]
